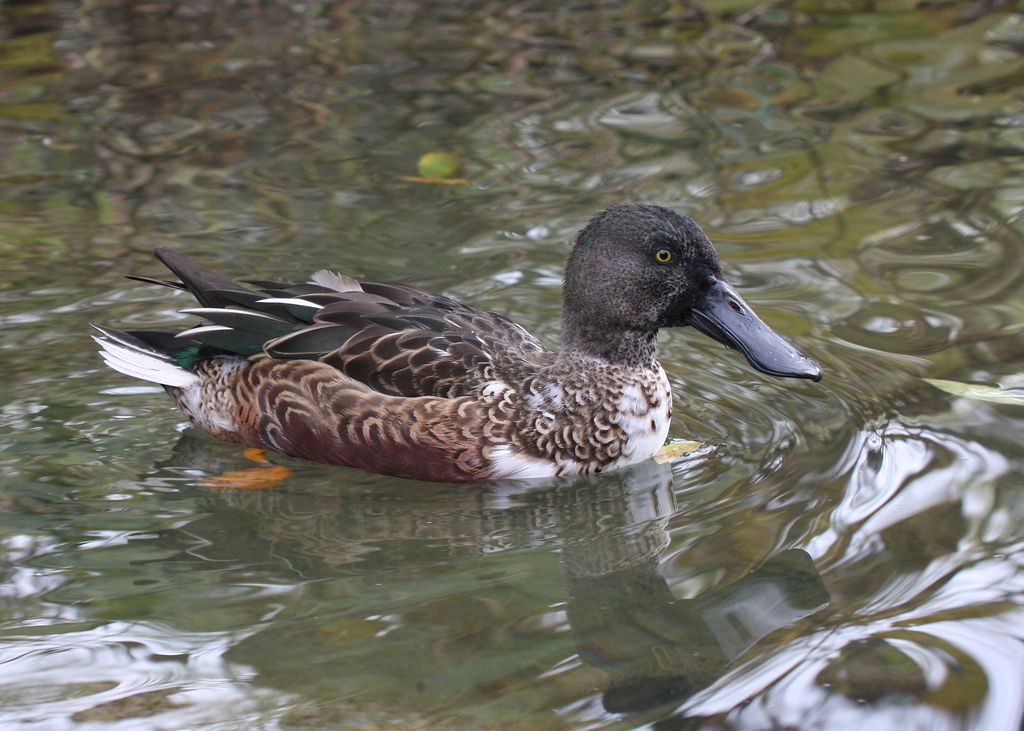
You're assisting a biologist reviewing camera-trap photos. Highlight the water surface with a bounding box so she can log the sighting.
[1,1,1023,729]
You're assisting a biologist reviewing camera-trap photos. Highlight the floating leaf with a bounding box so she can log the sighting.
[924,379,1024,406]
[652,439,702,463]
[0,101,64,120]
[318,617,389,645]
[417,151,461,178]
[399,174,469,185]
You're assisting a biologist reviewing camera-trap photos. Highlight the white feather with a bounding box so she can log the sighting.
[481,380,509,399]
[176,324,233,338]
[257,297,323,311]
[309,269,362,293]
[612,367,672,467]
[181,307,291,322]
[93,335,198,389]
[489,445,562,479]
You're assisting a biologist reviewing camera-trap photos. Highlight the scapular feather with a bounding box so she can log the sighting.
[265,324,363,358]
[360,281,433,304]
[184,327,268,355]
[124,275,187,290]
[154,247,248,309]
[117,247,553,402]
[309,269,363,293]
[314,300,398,322]
[180,307,295,337]
[366,315,424,332]
[204,287,276,311]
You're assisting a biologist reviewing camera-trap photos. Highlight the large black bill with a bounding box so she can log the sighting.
[688,278,822,381]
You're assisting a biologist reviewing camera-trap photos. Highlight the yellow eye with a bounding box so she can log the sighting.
[655,249,673,263]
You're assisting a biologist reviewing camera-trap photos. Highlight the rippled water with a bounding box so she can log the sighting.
[1,1,1023,728]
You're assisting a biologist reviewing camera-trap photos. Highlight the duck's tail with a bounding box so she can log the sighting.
[92,325,200,389]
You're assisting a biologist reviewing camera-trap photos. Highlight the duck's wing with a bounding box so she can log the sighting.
[144,248,551,398]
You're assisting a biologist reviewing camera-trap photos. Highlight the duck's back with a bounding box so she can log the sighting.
[147,246,554,399]
[94,248,585,482]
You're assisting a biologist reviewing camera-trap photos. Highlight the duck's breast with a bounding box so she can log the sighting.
[609,366,672,469]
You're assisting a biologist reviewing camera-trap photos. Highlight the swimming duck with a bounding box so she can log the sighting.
[94,203,821,482]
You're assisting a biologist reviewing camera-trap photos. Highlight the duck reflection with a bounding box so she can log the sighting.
[564,534,827,713]
[154,436,829,715]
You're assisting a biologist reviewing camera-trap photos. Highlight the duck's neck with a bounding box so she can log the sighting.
[559,319,659,369]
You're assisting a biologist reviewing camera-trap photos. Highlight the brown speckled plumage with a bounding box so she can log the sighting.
[94,204,820,482]
[174,346,670,480]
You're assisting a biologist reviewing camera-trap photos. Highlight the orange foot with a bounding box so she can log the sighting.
[200,448,293,490]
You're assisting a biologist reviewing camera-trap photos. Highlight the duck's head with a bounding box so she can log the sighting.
[563,203,821,381]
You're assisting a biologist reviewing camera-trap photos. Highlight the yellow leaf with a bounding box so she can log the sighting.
[924,379,1024,406]
[652,440,702,463]
[416,151,461,179]
[398,175,469,186]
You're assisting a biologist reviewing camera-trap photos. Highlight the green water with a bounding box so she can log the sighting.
[1,1,1023,728]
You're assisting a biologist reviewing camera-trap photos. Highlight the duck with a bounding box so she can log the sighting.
[94,203,821,482]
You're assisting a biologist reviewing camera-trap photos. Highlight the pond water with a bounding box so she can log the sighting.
[1,1,1023,728]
